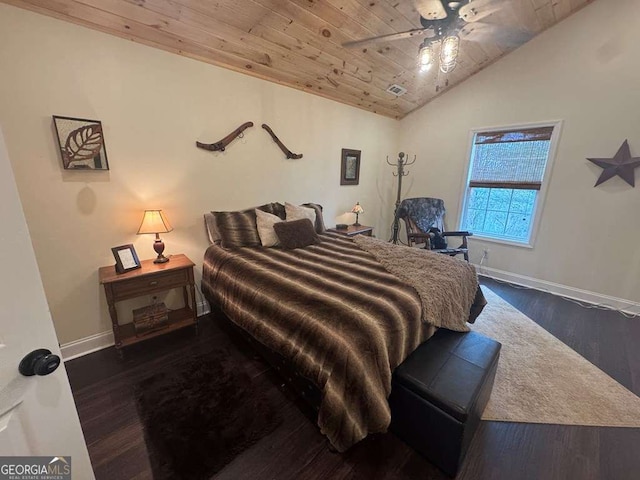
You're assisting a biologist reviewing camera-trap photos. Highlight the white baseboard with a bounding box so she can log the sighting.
[476,264,640,316]
[60,300,213,361]
[62,269,637,362]
[60,330,114,361]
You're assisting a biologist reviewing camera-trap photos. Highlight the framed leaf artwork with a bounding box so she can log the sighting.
[53,115,109,170]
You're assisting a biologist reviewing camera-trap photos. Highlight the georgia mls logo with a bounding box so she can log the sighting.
[48,457,70,473]
[0,456,71,480]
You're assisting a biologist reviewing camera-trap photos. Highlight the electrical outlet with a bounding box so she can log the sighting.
[483,248,489,259]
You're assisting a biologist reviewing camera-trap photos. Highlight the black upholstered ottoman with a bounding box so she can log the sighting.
[389,329,501,476]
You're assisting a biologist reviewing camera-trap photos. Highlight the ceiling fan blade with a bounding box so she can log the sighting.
[458,2,502,23]
[461,22,532,48]
[414,0,447,20]
[342,27,434,48]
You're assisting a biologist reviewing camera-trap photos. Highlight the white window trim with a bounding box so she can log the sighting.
[456,120,563,248]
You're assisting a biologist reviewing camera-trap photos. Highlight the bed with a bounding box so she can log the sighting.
[201,203,486,452]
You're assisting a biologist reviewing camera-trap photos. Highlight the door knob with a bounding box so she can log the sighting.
[19,349,61,376]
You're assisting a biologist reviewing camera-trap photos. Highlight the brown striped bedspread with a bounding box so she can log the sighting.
[201,233,484,452]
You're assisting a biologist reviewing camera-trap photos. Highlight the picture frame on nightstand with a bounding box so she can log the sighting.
[111,244,141,274]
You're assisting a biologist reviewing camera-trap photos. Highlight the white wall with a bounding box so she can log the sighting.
[3,0,636,347]
[0,4,399,344]
[399,0,640,304]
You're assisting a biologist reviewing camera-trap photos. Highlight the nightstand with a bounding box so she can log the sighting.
[327,225,374,237]
[99,253,197,355]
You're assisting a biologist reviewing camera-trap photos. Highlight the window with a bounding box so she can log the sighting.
[459,123,559,246]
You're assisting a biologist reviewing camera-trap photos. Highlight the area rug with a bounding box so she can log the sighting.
[474,287,640,427]
[135,351,282,480]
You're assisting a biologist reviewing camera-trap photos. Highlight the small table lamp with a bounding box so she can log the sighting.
[351,202,364,226]
[137,209,173,263]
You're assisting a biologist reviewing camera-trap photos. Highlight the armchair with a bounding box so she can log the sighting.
[396,197,472,261]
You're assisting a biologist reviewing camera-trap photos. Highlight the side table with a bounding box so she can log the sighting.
[98,253,197,355]
[327,225,374,237]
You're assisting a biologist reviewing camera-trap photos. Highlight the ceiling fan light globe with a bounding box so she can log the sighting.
[439,35,460,73]
[418,42,434,71]
[439,61,457,73]
[440,35,459,61]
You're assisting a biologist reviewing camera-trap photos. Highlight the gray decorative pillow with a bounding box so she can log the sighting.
[255,209,283,247]
[285,202,316,225]
[212,203,275,248]
[273,219,320,249]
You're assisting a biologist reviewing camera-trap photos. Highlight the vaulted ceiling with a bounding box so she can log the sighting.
[4,0,593,119]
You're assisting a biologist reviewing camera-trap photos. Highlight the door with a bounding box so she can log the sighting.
[0,126,94,478]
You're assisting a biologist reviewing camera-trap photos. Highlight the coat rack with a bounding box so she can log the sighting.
[387,152,416,244]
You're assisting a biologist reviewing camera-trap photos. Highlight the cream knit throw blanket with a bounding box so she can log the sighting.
[353,235,479,332]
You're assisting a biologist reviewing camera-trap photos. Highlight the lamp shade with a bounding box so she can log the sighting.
[351,202,364,214]
[137,210,173,234]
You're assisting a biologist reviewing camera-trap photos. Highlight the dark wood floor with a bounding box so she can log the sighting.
[66,279,640,480]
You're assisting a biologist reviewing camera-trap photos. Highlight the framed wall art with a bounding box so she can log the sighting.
[111,244,141,274]
[53,115,109,170]
[340,148,361,186]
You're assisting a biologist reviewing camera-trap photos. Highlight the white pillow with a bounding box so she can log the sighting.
[255,209,283,247]
[285,202,316,225]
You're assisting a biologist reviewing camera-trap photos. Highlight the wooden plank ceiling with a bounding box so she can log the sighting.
[3,0,593,119]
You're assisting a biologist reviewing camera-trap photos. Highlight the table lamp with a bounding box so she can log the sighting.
[351,202,364,226]
[137,209,173,263]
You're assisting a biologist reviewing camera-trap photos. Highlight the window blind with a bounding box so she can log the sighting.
[469,127,554,190]
[474,127,554,144]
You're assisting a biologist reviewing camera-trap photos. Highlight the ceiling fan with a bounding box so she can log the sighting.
[343,0,531,74]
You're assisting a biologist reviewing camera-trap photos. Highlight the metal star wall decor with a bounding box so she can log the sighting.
[587,140,640,187]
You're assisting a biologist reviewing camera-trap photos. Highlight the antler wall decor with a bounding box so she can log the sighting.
[196,121,254,152]
[261,124,303,159]
[387,152,416,244]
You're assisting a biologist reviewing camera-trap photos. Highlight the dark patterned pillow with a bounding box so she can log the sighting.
[302,203,326,233]
[213,203,274,248]
[271,202,286,220]
[273,219,320,249]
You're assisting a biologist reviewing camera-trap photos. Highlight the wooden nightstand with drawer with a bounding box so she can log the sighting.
[327,225,374,237]
[99,253,197,355]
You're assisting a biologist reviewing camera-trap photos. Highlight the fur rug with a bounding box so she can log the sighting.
[353,235,479,331]
[135,351,282,480]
